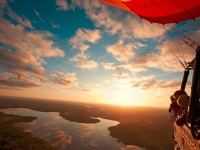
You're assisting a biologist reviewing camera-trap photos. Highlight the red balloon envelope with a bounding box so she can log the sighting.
[99,0,200,24]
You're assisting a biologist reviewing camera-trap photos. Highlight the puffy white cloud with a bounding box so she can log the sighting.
[106,40,136,62]
[7,8,33,28]
[71,0,122,35]
[47,71,78,87]
[0,9,68,89]
[121,16,167,39]
[113,72,129,79]
[131,79,191,90]
[80,85,93,91]
[126,51,187,73]
[101,63,125,71]
[70,28,101,51]
[56,0,69,11]
[0,0,7,8]
[133,42,147,47]
[70,0,166,39]
[132,75,155,82]
[70,52,98,70]
[70,52,88,62]
[0,75,42,89]
[0,16,64,77]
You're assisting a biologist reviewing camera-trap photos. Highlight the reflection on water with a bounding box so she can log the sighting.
[0,108,146,150]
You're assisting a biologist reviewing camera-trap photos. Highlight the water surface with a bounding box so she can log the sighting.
[0,108,146,150]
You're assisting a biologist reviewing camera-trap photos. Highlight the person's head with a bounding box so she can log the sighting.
[177,95,190,109]
[170,102,181,114]
[173,90,187,100]
[170,95,177,102]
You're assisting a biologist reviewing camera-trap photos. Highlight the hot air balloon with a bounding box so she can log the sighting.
[17,74,22,80]
[99,0,200,147]
[99,0,200,24]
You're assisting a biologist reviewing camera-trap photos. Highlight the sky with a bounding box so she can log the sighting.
[0,0,200,107]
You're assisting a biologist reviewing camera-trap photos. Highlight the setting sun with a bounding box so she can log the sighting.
[105,89,144,106]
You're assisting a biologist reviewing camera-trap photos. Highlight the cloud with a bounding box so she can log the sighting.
[69,28,101,51]
[131,79,190,90]
[133,42,147,47]
[76,123,94,129]
[106,40,137,62]
[0,0,7,8]
[56,0,69,11]
[34,9,45,22]
[120,16,167,39]
[101,63,125,71]
[52,131,72,149]
[70,52,98,70]
[0,75,42,89]
[154,30,199,72]
[121,145,146,150]
[125,52,184,73]
[113,72,129,79]
[70,0,166,39]
[47,71,78,87]
[0,47,39,66]
[0,85,27,91]
[7,8,33,28]
[80,131,91,138]
[80,85,93,91]
[0,16,64,77]
[3,65,45,77]
[124,28,199,73]
[70,0,195,73]
[75,123,94,139]
[126,53,160,72]
[70,0,122,35]
[15,120,37,133]
[0,11,69,89]
[51,21,60,29]
[132,75,155,82]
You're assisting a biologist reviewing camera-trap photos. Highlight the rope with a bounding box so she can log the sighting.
[166,24,186,40]
[160,25,185,61]
[141,21,175,67]
[151,23,184,66]
[179,36,186,65]
[134,2,188,68]
[174,124,197,150]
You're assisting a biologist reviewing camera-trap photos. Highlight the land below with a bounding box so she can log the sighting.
[0,96,173,150]
[0,112,56,150]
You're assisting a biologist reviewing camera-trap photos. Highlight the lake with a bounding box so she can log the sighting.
[0,108,146,150]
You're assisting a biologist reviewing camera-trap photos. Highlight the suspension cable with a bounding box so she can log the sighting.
[166,24,200,50]
[152,23,185,68]
[163,24,187,65]
[159,24,186,64]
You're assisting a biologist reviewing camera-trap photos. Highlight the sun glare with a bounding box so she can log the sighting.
[106,89,143,106]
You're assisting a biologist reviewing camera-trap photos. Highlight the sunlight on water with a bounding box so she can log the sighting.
[0,108,146,150]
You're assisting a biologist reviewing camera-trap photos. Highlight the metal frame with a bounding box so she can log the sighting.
[180,46,200,140]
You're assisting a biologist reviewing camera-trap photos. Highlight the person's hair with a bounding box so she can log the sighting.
[170,102,180,109]
[177,95,190,109]
[170,95,177,102]
[173,90,187,99]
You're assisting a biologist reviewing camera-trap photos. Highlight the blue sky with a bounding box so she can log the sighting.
[0,0,200,107]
